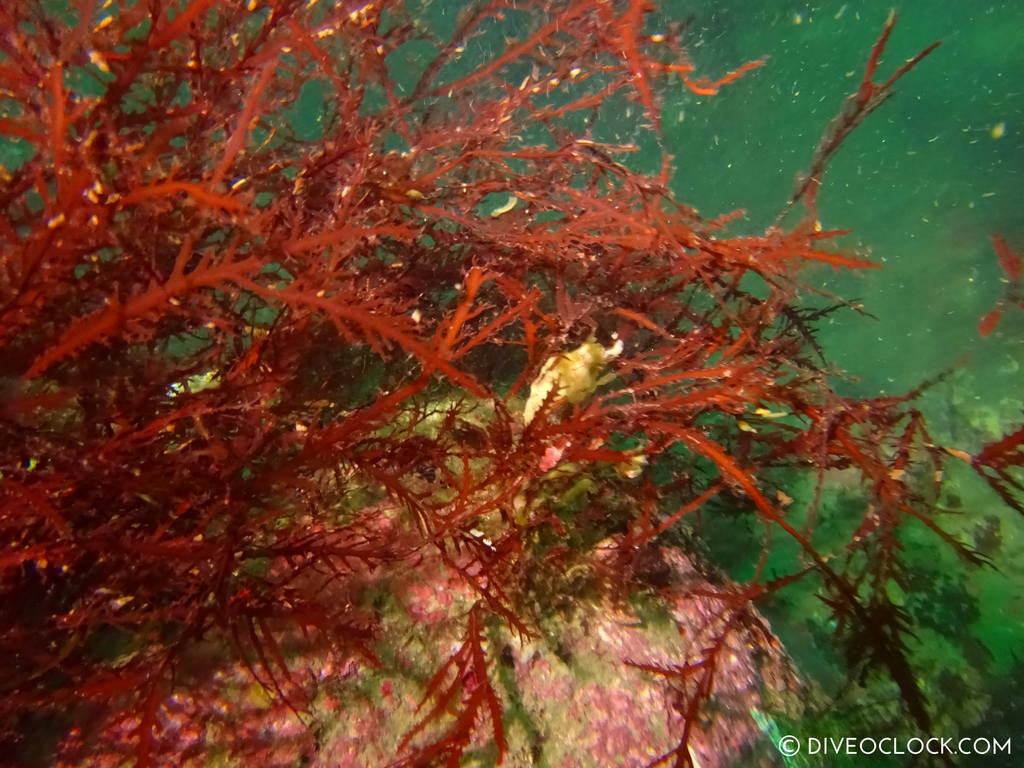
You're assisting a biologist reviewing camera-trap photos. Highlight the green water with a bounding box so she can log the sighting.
[665,2,1022,398]
[659,2,1023,763]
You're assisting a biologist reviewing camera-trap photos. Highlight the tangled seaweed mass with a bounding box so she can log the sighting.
[1,1,1021,766]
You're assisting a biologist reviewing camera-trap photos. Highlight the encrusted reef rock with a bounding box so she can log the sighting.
[308,538,800,768]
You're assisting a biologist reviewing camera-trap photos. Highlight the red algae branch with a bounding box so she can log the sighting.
[0,2,1016,767]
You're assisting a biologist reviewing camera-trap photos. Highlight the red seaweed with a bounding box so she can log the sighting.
[978,235,1022,337]
[0,2,1010,767]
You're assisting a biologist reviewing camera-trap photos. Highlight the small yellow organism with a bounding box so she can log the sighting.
[166,370,220,398]
[489,195,518,218]
[991,122,1006,140]
[614,454,647,479]
[523,336,622,424]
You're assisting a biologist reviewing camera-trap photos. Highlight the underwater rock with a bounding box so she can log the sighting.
[306,541,800,768]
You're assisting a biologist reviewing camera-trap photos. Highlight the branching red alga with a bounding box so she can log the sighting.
[0,2,1017,767]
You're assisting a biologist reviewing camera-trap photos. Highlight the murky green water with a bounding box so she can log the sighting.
[667,2,1022,395]
[662,3,1023,763]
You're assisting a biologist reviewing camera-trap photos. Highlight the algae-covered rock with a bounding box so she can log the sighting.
[306,540,800,768]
